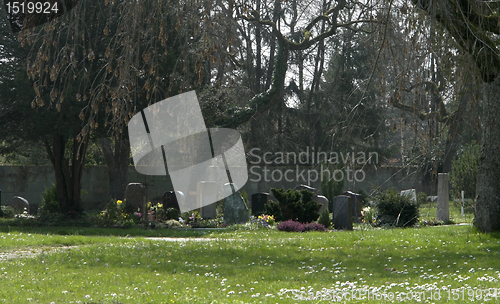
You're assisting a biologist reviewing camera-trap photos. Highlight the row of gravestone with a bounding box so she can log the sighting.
[124,182,364,230]
[124,182,249,225]
[251,186,363,231]
[1,174,452,226]
[125,176,452,229]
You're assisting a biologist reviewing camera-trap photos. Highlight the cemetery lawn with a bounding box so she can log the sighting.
[0,225,499,303]
[419,200,474,225]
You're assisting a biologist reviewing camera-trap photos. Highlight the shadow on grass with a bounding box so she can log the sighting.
[0,218,226,238]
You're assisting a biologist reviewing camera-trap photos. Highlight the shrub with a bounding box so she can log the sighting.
[165,208,180,220]
[320,163,344,211]
[181,211,200,223]
[317,209,331,228]
[302,222,327,232]
[1,206,15,218]
[277,220,327,232]
[265,188,321,223]
[277,220,304,232]
[98,199,133,227]
[450,142,480,199]
[38,184,60,217]
[155,208,166,221]
[375,189,419,227]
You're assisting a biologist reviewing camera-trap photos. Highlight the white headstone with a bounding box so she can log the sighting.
[400,189,417,203]
[317,195,329,214]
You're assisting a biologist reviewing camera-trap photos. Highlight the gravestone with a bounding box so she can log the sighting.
[428,196,438,203]
[317,195,329,214]
[437,173,449,223]
[223,183,249,225]
[333,195,352,230]
[251,193,269,216]
[342,191,363,221]
[198,181,217,219]
[400,189,417,203]
[9,196,29,214]
[125,183,146,215]
[162,191,181,211]
[294,184,327,215]
[294,184,318,194]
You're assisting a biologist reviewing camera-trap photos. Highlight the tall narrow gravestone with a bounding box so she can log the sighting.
[162,191,180,211]
[223,183,249,225]
[437,173,449,223]
[125,183,146,216]
[198,181,218,219]
[333,195,353,230]
[251,193,269,216]
[342,191,363,221]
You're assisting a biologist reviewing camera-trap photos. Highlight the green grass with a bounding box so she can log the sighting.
[419,200,474,224]
[1,224,499,303]
[0,225,220,238]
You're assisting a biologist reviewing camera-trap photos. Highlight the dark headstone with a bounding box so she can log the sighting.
[294,184,318,194]
[201,203,217,219]
[223,183,249,225]
[198,181,217,219]
[342,191,363,221]
[162,191,180,211]
[251,193,269,216]
[9,196,29,214]
[333,195,352,230]
[125,183,146,214]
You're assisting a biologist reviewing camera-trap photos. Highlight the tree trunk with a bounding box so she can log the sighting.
[100,136,130,200]
[475,78,500,232]
[49,135,70,214]
[44,132,89,214]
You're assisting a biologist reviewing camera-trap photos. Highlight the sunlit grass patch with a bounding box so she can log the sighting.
[0,225,499,303]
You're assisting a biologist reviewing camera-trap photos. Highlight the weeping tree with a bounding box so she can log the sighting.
[412,0,500,232]
[17,0,215,208]
[19,0,387,211]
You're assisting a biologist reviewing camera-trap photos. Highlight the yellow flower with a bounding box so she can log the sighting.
[157,203,163,208]
[116,200,123,205]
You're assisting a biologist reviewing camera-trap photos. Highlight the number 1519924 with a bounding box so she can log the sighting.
[6,1,59,14]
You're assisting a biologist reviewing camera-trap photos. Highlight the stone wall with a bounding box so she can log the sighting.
[0,165,427,211]
[243,165,430,196]
[0,166,174,211]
